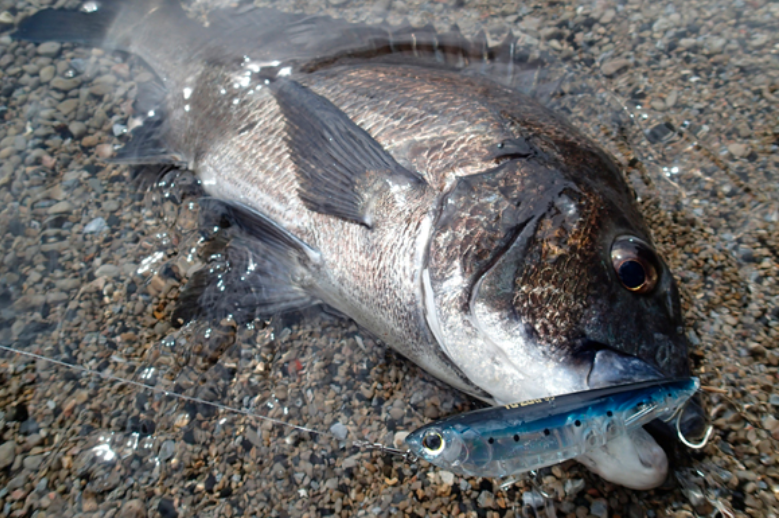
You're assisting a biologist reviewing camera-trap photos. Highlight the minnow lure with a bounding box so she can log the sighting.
[405,378,700,478]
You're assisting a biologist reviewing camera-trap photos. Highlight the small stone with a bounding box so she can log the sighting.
[26,434,43,448]
[68,121,88,138]
[47,200,73,214]
[522,490,545,508]
[0,441,15,469]
[679,38,698,50]
[81,135,100,147]
[34,478,47,494]
[601,58,631,77]
[272,462,287,479]
[564,478,585,496]
[158,440,175,462]
[96,143,114,159]
[393,431,409,448]
[50,77,81,91]
[13,135,26,151]
[95,264,121,278]
[39,65,56,83]
[341,455,359,469]
[477,490,495,508]
[727,143,749,158]
[83,217,108,234]
[651,99,667,111]
[389,407,405,420]
[37,42,62,57]
[112,123,127,137]
[749,34,768,48]
[735,470,758,482]
[599,8,616,24]
[439,471,454,486]
[590,498,608,518]
[119,499,147,518]
[652,16,677,33]
[57,98,79,116]
[23,454,43,470]
[705,37,726,54]
[665,89,678,108]
[0,11,13,24]
[762,416,779,439]
[329,422,348,440]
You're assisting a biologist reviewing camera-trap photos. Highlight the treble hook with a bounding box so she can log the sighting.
[675,399,714,450]
[529,470,556,499]
[352,439,412,461]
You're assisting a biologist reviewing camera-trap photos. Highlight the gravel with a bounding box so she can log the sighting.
[0,0,776,516]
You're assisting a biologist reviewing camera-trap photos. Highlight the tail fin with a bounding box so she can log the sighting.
[14,5,120,48]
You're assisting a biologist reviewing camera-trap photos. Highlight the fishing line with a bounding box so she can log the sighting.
[0,343,365,447]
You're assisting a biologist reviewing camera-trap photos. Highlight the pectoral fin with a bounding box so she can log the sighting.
[271,79,425,228]
[172,198,322,326]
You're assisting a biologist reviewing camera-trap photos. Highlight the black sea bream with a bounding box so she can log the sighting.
[14,0,705,489]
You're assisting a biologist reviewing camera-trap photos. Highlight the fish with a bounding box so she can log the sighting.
[12,0,706,489]
[405,378,700,479]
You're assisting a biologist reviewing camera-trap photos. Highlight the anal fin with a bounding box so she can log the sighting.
[172,199,322,327]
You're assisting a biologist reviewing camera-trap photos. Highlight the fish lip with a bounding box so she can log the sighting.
[585,346,665,388]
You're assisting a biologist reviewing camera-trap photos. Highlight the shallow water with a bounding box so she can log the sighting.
[0,0,777,517]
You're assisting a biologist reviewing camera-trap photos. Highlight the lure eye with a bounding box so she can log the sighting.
[611,237,659,294]
[421,431,445,455]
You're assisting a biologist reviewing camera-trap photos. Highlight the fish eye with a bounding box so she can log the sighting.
[422,431,445,455]
[610,237,659,294]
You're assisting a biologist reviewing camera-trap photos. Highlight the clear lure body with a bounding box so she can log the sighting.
[405,377,699,478]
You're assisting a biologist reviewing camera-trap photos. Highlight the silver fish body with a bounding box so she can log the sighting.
[14,0,705,489]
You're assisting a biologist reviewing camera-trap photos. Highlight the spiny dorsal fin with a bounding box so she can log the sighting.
[271,78,426,228]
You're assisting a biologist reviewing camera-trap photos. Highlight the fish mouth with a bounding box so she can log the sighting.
[577,344,706,488]
[586,345,706,438]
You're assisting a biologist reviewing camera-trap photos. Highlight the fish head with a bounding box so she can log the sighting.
[424,154,703,487]
[405,424,492,474]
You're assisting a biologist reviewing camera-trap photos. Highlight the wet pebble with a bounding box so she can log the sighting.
[601,58,631,76]
[330,422,348,440]
[39,65,55,83]
[57,99,79,117]
[83,217,108,234]
[119,499,147,518]
[0,441,15,470]
[47,200,73,214]
[95,264,121,277]
[158,440,175,462]
[50,76,81,91]
[590,498,609,518]
[68,121,88,138]
[22,454,43,470]
[96,143,114,159]
[728,143,749,158]
[37,42,61,57]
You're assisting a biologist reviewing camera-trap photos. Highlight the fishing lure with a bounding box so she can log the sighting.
[405,377,700,478]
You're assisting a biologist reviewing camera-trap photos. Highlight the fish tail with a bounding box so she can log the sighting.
[13,0,188,56]
[14,4,121,48]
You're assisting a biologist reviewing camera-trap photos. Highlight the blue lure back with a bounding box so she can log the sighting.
[405,377,699,478]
